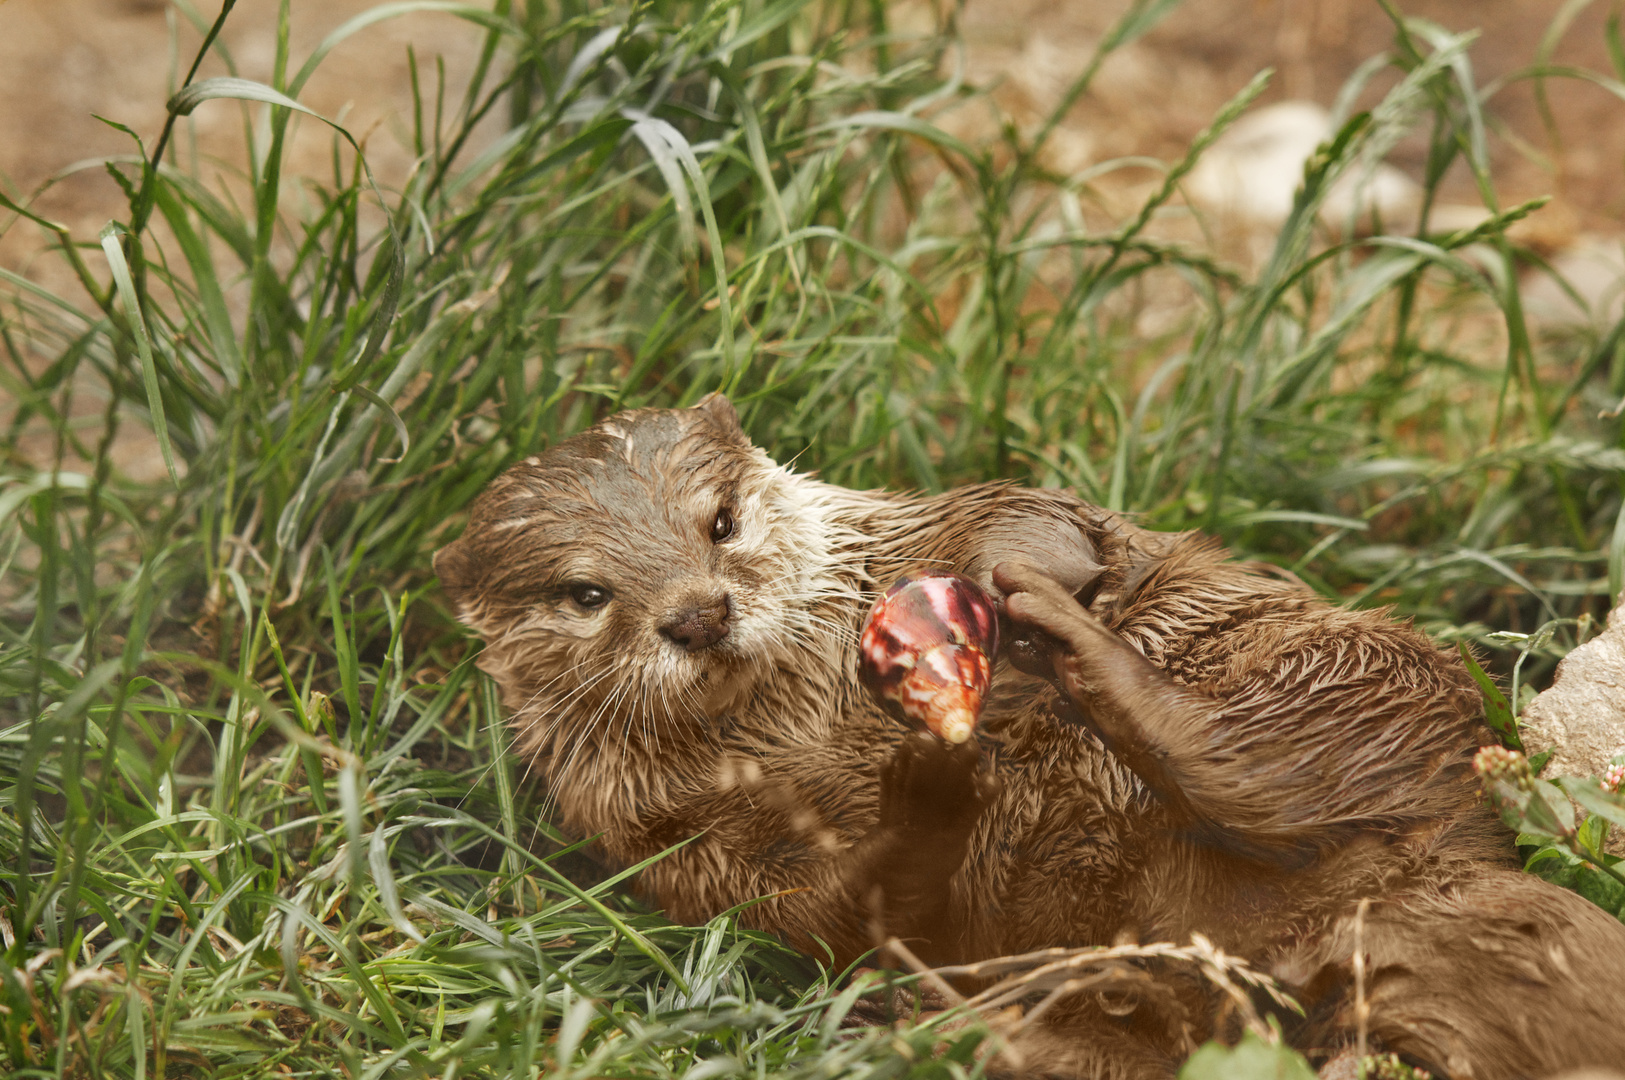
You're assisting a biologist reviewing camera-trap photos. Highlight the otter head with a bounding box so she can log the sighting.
[436,394,847,782]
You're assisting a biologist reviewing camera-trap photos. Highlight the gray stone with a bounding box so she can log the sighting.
[1522,234,1625,330]
[1521,592,1625,783]
[1184,101,1420,232]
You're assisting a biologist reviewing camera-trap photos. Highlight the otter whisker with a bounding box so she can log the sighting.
[522,664,618,755]
[515,660,617,744]
[513,661,620,820]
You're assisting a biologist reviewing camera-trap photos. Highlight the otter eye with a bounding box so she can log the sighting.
[711,506,735,543]
[569,583,610,610]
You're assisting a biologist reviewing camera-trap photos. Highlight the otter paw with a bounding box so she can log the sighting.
[862,734,994,917]
[1005,626,1068,680]
[995,562,1105,661]
[878,733,995,837]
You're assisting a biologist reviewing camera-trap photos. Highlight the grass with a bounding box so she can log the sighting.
[1,0,1624,1075]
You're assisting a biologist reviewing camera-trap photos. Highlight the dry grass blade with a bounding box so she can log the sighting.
[890,934,1300,1046]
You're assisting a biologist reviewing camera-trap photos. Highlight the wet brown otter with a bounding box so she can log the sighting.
[436,395,1625,1079]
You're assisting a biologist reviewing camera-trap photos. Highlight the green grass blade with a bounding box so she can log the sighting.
[98,224,179,487]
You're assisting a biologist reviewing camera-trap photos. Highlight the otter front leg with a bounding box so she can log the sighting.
[843,734,995,965]
[996,563,1215,805]
[994,562,1324,861]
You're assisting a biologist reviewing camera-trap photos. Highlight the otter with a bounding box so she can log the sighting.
[435,395,1625,1079]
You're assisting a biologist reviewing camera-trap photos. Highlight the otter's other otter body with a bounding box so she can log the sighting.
[437,397,1625,1079]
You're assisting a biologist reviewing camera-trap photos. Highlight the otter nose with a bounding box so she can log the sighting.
[660,595,731,652]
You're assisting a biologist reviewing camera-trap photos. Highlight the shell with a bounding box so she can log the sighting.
[858,572,999,743]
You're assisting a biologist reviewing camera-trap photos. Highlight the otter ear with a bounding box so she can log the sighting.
[694,392,748,444]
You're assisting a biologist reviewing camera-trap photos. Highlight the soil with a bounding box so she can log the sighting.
[0,0,1620,481]
[0,0,487,291]
[2,0,1618,275]
[956,0,1624,232]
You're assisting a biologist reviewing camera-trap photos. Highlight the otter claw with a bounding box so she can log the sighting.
[1006,628,1064,680]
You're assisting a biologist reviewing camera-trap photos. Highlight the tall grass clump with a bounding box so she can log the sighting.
[1,0,1623,1075]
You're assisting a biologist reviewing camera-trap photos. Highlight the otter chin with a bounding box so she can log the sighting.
[437,395,1625,1080]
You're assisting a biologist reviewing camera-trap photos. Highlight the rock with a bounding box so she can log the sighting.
[1184,101,1419,231]
[1521,591,1625,783]
[1521,234,1625,330]
[1426,199,1578,257]
[1316,1048,1360,1080]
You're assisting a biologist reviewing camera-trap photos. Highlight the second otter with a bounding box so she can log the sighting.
[436,396,1625,1078]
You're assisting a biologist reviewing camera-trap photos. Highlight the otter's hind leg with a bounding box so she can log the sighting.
[1001,1020,1182,1080]
[1294,870,1625,1080]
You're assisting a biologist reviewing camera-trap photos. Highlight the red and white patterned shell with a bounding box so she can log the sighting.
[858,572,999,743]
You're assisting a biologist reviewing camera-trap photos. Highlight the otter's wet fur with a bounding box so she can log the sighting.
[436,397,1625,1079]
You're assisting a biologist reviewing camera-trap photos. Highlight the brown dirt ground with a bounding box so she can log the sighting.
[0,0,1619,423]
[0,0,490,292]
[956,0,1624,242]
[2,0,1619,273]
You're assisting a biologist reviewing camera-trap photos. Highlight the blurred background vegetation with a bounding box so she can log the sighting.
[0,0,1622,1076]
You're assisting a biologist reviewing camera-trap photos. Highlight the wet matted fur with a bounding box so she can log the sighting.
[437,396,1625,1079]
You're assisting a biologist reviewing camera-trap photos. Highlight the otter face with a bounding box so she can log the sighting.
[436,395,844,769]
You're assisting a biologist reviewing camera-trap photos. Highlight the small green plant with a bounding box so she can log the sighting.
[1462,628,1625,923]
[1360,1051,1433,1080]
[1180,1031,1316,1080]
[1474,744,1625,921]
